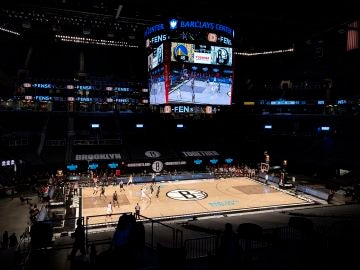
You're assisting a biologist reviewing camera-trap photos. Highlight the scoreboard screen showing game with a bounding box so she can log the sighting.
[149,67,166,105]
[150,43,233,105]
[146,19,234,106]
[167,61,232,105]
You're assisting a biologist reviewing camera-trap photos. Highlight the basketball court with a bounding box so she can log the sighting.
[81,177,313,224]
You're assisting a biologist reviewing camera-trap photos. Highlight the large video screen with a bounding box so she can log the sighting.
[149,42,233,106]
[149,67,166,105]
[171,42,232,66]
[148,43,164,71]
[168,62,233,105]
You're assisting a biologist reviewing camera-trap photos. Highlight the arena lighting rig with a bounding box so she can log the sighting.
[0,6,155,43]
[235,47,294,56]
[0,26,21,36]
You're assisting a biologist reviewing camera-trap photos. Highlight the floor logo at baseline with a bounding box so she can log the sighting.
[166,189,208,201]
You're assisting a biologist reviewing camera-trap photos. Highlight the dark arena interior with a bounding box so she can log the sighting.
[0,1,360,269]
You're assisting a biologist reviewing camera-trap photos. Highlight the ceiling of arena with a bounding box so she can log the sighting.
[1,0,358,50]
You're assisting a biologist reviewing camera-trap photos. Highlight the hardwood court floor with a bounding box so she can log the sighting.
[81,177,312,223]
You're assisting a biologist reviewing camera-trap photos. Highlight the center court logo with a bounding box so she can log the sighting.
[166,189,208,201]
[145,151,161,158]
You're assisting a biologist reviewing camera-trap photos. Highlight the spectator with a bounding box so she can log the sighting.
[73,182,79,196]
[9,232,18,248]
[68,218,86,260]
[30,204,40,222]
[218,223,240,269]
[101,214,137,269]
[111,214,136,250]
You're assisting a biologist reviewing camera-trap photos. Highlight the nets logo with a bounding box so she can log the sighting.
[152,160,163,172]
[145,151,161,158]
[166,189,208,201]
[216,48,229,65]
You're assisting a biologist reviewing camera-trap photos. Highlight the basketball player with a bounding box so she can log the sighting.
[211,78,216,95]
[191,78,195,103]
[151,173,156,185]
[156,185,160,198]
[279,171,285,187]
[92,185,99,197]
[100,186,106,198]
[177,87,182,100]
[127,174,133,186]
[106,201,112,222]
[119,179,125,191]
[141,186,147,201]
[112,191,119,207]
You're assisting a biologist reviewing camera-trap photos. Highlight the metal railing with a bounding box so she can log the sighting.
[15,230,32,270]
[85,212,183,250]
[184,235,218,260]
